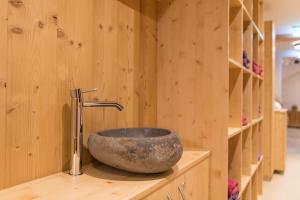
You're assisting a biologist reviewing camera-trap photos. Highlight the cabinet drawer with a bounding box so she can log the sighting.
[143,183,172,200]
[183,159,209,200]
[143,159,209,200]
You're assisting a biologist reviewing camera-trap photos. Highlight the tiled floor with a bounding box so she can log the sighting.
[262,128,300,199]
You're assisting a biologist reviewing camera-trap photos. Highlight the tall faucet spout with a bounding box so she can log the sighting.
[70,88,124,176]
[83,102,124,111]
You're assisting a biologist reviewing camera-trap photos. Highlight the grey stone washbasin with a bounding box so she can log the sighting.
[88,128,183,174]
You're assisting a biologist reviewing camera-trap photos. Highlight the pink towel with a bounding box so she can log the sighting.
[228,179,239,196]
[242,116,248,126]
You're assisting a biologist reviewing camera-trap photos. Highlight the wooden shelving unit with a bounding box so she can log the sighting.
[228,0,264,199]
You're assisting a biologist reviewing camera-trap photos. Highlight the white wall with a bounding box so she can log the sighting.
[283,70,300,109]
[275,51,283,101]
[275,41,300,104]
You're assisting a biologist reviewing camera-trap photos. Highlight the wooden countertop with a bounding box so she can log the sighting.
[0,150,210,200]
[275,108,288,113]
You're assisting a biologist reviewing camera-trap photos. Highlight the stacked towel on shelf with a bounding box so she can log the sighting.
[228,179,240,200]
[243,51,250,69]
[242,116,248,126]
[252,62,263,76]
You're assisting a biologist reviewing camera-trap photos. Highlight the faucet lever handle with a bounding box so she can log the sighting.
[82,88,97,94]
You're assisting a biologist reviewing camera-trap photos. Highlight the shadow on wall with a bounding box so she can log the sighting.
[62,104,71,171]
[117,0,157,21]
[82,161,175,181]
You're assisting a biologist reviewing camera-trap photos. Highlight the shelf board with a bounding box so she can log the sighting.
[258,195,263,200]
[240,157,263,196]
[230,0,242,8]
[228,117,263,139]
[229,58,243,70]
[251,156,263,174]
[252,116,263,125]
[253,22,265,41]
[241,2,264,40]
[241,175,251,194]
[242,123,252,131]
[243,67,252,75]
[228,123,252,139]
[229,58,252,76]
[252,72,264,81]
[242,4,252,23]
[228,127,242,139]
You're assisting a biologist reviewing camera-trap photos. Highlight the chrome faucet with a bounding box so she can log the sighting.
[70,88,124,176]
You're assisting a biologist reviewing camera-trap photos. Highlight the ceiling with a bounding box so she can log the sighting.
[265,0,300,36]
[265,0,300,63]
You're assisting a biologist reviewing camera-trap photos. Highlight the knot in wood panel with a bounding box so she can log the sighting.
[0,79,7,88]
[10,26,23,34]
[52,15,58,25]
[57,28,65,38]
[8,0,24,8]
[38,21,44,29]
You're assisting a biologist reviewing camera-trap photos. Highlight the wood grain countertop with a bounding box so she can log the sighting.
[0,150,210,200]
[275,108,288,113]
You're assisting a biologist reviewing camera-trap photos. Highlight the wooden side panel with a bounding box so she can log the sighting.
[263,21,275,180]
[273,110,287,172]
[228,135,242,186]
[242,128,252,176]
[157,0,228,199]
[0,0,8,189]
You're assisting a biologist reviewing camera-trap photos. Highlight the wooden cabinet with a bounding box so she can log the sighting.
[287,110,300,128]
[143,159,209,200]
[0,151,210,200]
[273,110,287,172]
[143,183,171,200]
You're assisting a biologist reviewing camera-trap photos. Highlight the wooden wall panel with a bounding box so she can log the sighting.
[263,21,275,180]
[0,0,157,189]
[57,0,95,166]
[157,0,228,199]
[0,0,8,190]
[4,0,61,187]
[92,0,139,133]
[138,0,157,126]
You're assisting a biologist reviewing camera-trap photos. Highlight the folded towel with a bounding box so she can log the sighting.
[228,179,239,197]
[229,193,240,200]
[243,51,250,68]
[242,116,248,126]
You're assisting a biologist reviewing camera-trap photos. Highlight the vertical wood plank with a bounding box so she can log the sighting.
[157,0,228,199]
[0,0,8,189]
[263,21,275,180]
[6,0,41,186]
[5,0,58,187]
[57,0,95,166]
[138,0,157,127]
[92,0,141,134]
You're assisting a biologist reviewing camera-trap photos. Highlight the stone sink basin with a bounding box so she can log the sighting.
[88,128,183,174]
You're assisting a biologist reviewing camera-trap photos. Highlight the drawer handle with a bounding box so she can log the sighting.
[178,183,187,200]
[167,192,173,200]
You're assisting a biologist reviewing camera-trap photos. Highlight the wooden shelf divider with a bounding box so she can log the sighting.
[229,0,265,199]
